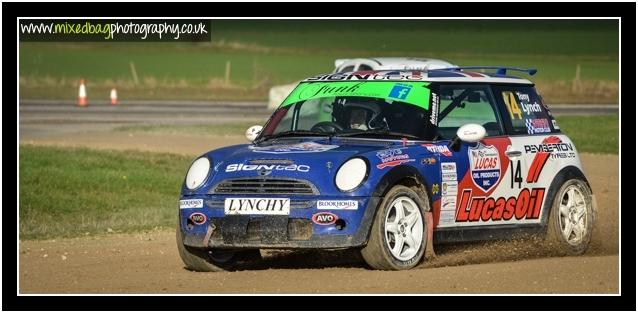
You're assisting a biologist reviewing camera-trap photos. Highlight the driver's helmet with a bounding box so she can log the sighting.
[333,98,386,130]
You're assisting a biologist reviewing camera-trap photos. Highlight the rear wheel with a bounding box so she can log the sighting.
[176,224,260,271]
[546,179,594,254]
[361,185,429,270]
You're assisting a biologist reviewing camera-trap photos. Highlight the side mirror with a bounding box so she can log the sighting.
[449,123,486,152]
[457,123,486,142]
[245,125,263,142]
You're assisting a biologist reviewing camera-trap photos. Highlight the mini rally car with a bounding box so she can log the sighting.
[177,67,596,271]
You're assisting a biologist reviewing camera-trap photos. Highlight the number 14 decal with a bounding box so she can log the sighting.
[510,160,522,189]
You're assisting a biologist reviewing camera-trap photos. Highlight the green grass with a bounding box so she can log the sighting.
[556,115,618,154]
[115,122,262,136]
[19,20,618,102]
[19,145,193,239]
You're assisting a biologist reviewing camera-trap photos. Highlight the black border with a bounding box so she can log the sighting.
[5,1,635,311]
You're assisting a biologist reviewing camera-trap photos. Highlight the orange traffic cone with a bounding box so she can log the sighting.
[110,88,118,105]
[77,79,88,107]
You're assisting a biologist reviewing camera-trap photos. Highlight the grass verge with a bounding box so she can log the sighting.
[556,115,618,154]
[19,145,192,240]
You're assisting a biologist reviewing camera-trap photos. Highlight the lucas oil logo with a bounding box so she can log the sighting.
[468,143,501,192]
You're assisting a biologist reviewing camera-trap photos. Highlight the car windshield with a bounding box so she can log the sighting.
[258,81,437,141]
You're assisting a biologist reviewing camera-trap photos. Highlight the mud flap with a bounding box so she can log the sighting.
[424,211,436,259]
[591,194,598,224]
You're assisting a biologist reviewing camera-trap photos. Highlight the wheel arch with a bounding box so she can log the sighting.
[540,165,592,226]
[371,165,432,211]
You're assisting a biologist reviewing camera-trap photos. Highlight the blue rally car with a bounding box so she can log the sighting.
[177,67,596,271]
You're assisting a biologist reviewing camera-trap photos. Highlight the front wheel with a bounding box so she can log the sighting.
[546,178,594,255]
[361,185,429,270]
[176,225,260,271]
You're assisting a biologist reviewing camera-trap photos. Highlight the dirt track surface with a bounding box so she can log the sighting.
[18,133,619,294]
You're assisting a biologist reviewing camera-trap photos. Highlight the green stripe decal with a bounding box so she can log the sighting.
[281,81,431,109]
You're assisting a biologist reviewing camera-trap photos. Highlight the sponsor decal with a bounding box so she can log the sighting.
[226,163,310,172]
[421,157,437,165]
[298,82,365,99]
[376,148,415,169]
[442,181,458,196]
[455,188,545,222]
[224,198,290,215]
[317,200,358,210]
[551,119,560,130]
[189,212,207,225]
[525,136,575,183]
[441,162,456,173]
[432,183,440,195]
[524,141,573,154]
[249,159,294,165]
[521,102,542,115]
[468,143,501,192]
[312,212,338,225]
[422,144,452,157]
[305,71,423,81]
[525,118,551,134]
[442,172,457,181]
[388,83,413,100]
[180,199,203,209]
[249,142,338,154]
[430,92,439,125]
[441,196,457,210]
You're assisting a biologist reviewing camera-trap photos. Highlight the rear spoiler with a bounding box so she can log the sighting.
[438,66,537,76]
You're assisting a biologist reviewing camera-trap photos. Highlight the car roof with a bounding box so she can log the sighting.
[334,57,456,70]
[304,69,534,84]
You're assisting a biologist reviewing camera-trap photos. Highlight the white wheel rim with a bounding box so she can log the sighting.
[558,185,589,245]
[384,196,424,261]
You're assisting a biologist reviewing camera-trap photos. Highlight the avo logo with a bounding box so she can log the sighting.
[189,212,207,225]
[312,212,338,225]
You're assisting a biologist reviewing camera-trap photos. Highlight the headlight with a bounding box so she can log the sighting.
[185,157,211,190]
[335,158,368,192]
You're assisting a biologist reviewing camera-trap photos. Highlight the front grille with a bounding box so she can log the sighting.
[209,217,313,242]
[211,178,319,195]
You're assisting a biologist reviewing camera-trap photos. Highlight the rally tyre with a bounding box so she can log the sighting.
[361,185,429,270]
[546,178,594,255]
[176,226,261,272]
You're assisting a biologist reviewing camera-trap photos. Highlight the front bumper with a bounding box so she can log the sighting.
[179,196,380,249]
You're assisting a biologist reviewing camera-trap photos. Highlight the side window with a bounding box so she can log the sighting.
[492,85,558,135]
[357,64,374,71]
[436,84,503,139]
[340,65,355,72]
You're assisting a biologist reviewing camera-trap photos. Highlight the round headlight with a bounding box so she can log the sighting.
[335,158,368,192]
[185,157,211,190]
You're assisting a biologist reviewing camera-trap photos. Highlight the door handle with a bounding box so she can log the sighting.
[506,150,522,158]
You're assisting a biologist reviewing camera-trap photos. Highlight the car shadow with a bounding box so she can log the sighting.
[231,248,369,271]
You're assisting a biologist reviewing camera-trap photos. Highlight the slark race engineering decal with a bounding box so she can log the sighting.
[376,148,415,169]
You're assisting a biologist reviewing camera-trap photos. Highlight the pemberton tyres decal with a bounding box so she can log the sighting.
[281,81,431,109]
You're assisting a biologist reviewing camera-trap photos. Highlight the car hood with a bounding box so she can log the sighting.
[196,138,403,194]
